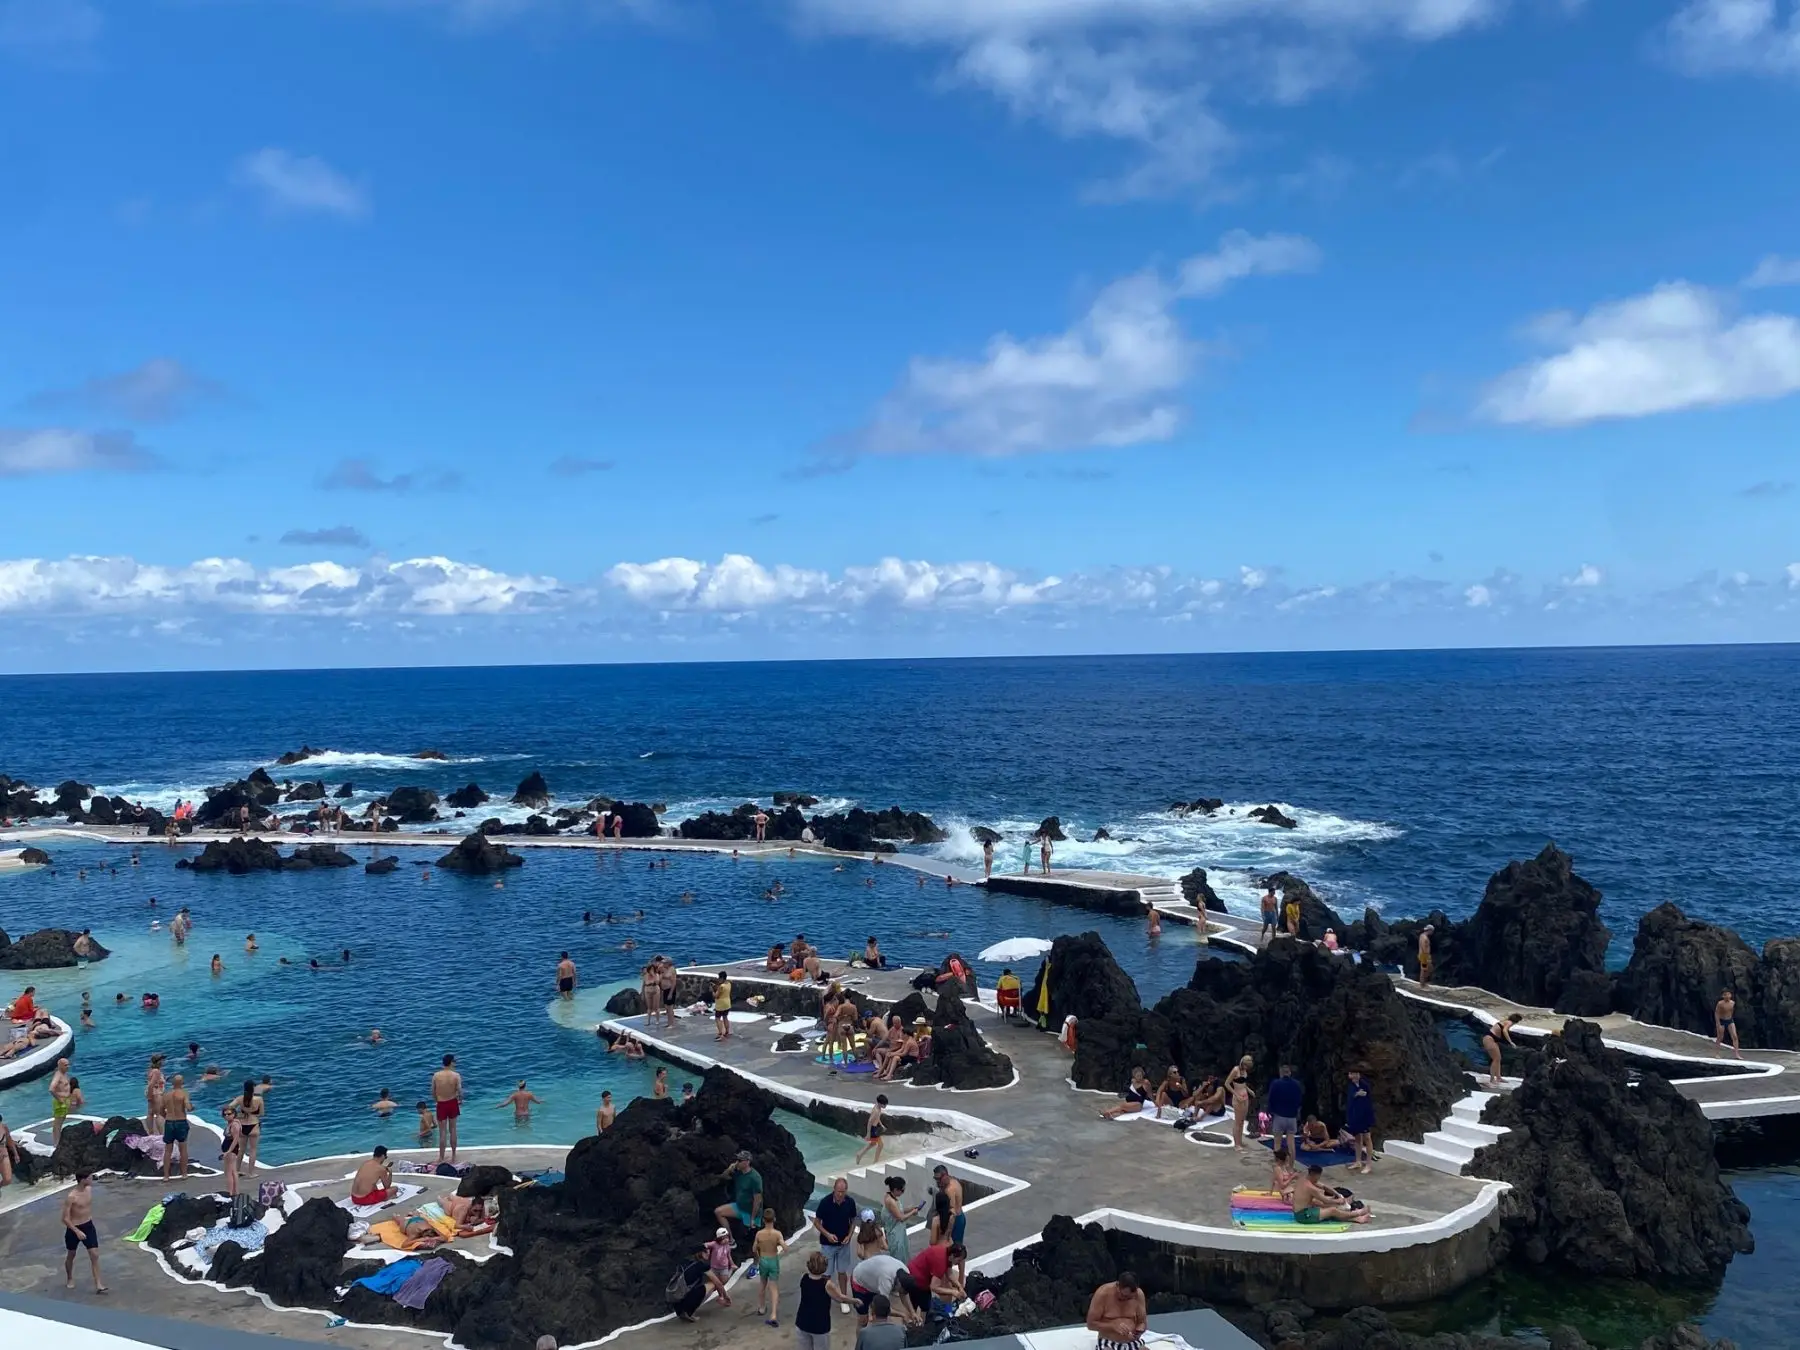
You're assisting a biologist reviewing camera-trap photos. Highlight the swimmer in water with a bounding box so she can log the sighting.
[369,1029,384,1045]
[497,1081,543,1121]
[245,934,258,953]
[371,1088,396,1115]
[416,1102,438,1142]
[619,938,638,951]
[200,1065,224,1084]
[210,954,224,977]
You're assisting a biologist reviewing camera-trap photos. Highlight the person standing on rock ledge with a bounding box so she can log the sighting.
[1715,989,1742,1059]
[1086,1271,1147,1350]
[1416,925,1435,987]
[1344,1068,1376,1174]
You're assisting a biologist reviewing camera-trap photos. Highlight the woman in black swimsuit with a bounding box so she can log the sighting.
[235,1080,263,1173]
[1101,1067,1153,1119]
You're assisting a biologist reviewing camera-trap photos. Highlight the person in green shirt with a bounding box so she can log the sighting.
[714,1150,763,1233]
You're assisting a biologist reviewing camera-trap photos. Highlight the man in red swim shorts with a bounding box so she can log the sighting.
[350,1145,392,1206]
[432,1054,463,1163]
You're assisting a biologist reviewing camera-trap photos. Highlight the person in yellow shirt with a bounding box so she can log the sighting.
[713,972,734,1042]
[995,968,1022,1020]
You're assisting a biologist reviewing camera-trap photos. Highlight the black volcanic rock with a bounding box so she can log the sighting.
[383,786,440,823]
[194,769,282,827]
[412,748,449,761]
[274,746,325,766]
[971,825,1003,846]
[1151,941,1467,1144]
[808,806,943,852]
[1263,872,1346,940]
[1179,867,1226,913]
[1472,1019,1752,1280]
[1025,932,1167,1090]
[608,801,661,838]
[1034,815,1067,841]
[284,844,356,870]
[445,782,489,809]
[333,782,355,799]
[364,856,400,875]
[1250,804,1298,828]
[0,926,111,969]
[19,846,52,866]
[251,1197,351,1305]
[1092,827,1112,841]
[908,987,1014,1089]
[284,780,327,802]
[677,803,761,841]
[511,771,551,808]
[53,779,93,811]
[773,792,819,808]
[436,832,524,874]
[1616,901,1800,1049]
[604,988,644,1016]
[178,836,286,874]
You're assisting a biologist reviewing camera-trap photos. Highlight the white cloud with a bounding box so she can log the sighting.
[1663,0,1800,78]
[1476,281,1800,427]
[1239,565,1268,589]
[1464,583,1492,607]
[793,0,1508,196]
[235,148,369,219]
[1563,563,1603,587]
[1744,254,1800,288]
[26,358,221,423]
[0,428,158,476]
[1788,562,1800,588]
[848,232,1316,457]
[0,554,560,617]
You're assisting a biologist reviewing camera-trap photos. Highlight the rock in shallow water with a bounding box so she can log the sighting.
[0,926,110,968]
[435,831,524,873]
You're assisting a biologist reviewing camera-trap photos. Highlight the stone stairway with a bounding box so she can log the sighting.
[1381,1083,1512,1176]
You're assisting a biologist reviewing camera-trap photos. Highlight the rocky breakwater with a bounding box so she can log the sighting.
[381,785,440,823]
[1,773,59,821]
[1351,845,1615,1016]
[1027,933,1465,1142]
[176,838,358,874]
[677,801,807,841]
[436,831,524,873]
[1471,1019,1752,1280]
[677,802,945,852]
[193,768,283,828]
[0,926,111,969]
[225,1070,814,1350]
[1615,901,1800,1050]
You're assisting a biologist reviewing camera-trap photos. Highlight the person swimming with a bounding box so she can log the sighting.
[371,1088,396,1115]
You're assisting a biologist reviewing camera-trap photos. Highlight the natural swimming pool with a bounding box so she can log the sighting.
[0,838,1202,1163]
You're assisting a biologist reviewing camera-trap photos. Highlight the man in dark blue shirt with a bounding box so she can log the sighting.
[1267,1064,1304,1158]
[1344,1068,1376,1173]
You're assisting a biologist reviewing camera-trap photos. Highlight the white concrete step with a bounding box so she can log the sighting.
[1450,1091,1498,1123]
[1438,1117,1508,1148]
[1382,1139,1472,1175]
[1419,1130,1477,1163]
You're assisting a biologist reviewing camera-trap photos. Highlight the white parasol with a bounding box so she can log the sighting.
[978,937,1053,963]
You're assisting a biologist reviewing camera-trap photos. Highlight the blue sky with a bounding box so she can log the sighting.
[3,0,1799,670]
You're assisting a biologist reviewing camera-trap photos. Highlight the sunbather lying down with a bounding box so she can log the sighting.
[358,1195,494,1250]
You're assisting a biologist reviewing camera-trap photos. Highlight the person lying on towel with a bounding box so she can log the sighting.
[350,1145,393,1206]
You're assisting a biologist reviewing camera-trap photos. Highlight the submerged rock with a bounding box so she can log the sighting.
[1250,804,1298,829]
[412,748,449,761]
[364,856,400,875]
[1472,1019,1752,1280]
[436,832,524,874]
[510,771,551,808]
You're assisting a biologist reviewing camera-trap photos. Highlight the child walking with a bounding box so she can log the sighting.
[855,1094,888,1165]
[751,1207,786,1326]
[703,1226,735,1306]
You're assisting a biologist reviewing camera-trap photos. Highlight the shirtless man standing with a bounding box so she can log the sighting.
[1085,1271,1147,1350]
[160,1075,192,1180]
[49,1059,73,1144]
[555,952,578,1001]
[754,810,769,843]
[61,1173,106,1293]
[1416,926,1435,988]
[1715,989,1742,1059]
[596,1090,616,1133]
[432,1054,463,1162]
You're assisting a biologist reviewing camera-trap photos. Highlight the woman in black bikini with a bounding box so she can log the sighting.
[235,1080,264,1173]
[1481,1014,1523,1086]
[1101,1067,1154,1119]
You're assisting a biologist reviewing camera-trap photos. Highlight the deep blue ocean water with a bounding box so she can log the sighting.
[3,647,1796,1347]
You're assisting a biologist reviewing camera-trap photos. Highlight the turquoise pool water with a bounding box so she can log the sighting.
[0,839,1198,1163]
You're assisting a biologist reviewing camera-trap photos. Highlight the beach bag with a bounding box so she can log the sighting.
[229,1192,255,1229]
[257,1181,286,1208]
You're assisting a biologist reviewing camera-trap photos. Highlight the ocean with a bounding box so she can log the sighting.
[3,646,1796,1347]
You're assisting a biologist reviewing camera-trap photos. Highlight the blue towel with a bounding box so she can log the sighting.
[1260,1138,1358,1168]
[353,1258,423,1295]
[394,1256,453,1310]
